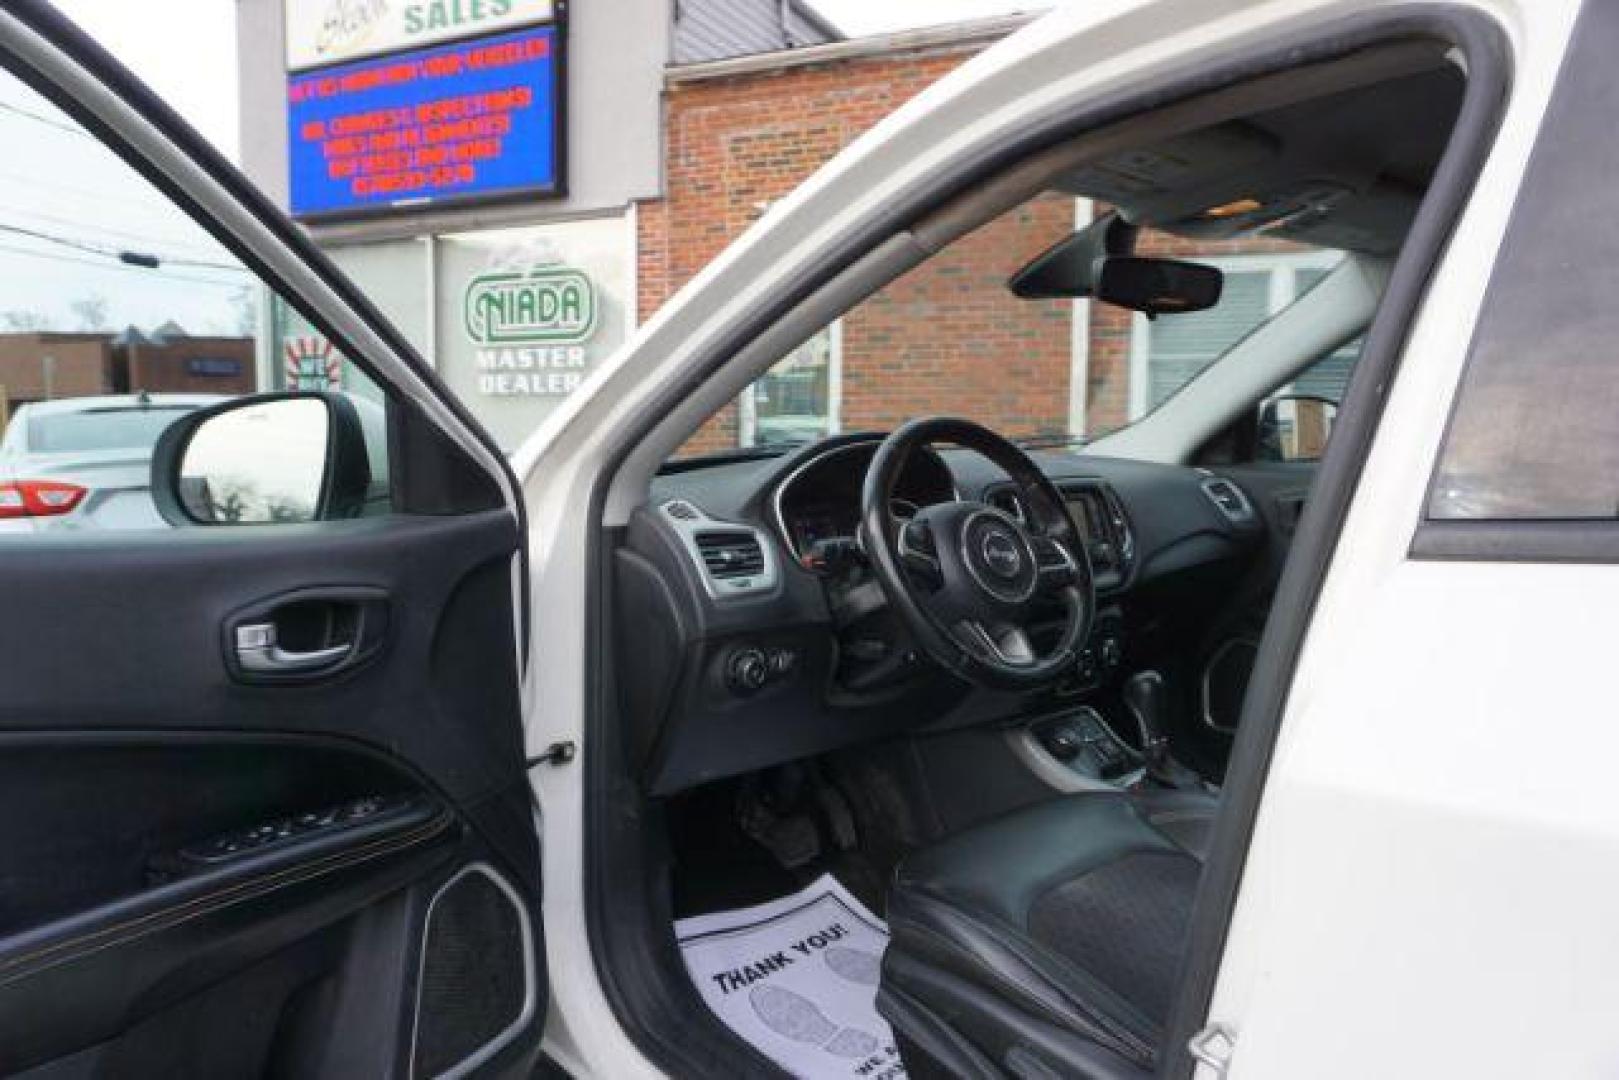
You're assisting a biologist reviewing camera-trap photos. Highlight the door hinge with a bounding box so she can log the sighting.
[1187,1022,1237,1078]
[528,741,577,768]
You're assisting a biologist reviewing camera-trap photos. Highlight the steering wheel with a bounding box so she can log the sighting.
[859,417,1095,691]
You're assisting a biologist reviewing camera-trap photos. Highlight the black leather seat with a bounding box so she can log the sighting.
[877,791,1213,1079]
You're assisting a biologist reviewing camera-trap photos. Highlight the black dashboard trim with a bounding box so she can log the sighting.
[770,434,958,560]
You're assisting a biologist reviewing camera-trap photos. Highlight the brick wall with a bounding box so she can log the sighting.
[0,335,115,404]
[639,45,979,453]
[641,39,1313,453]
[126,337,256,396]
[840,195,1074,441]
[0,333,256,424]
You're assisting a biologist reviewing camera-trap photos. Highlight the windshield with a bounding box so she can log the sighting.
[674,203,1354,462]
[28,406,196,455]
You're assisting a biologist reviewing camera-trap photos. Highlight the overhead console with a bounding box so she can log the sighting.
[1057,66,1464,256]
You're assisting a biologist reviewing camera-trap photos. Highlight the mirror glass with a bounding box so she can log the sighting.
[1094,257,1223,316]
[1008,217,1223,315]
[1258,395,1338,463]
[178,398,330,523]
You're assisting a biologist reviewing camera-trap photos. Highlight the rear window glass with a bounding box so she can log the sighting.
[1427,4,1619,521]
[29,408,195,454]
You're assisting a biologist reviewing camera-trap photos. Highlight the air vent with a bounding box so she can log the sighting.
[1201,478,1254,522]
[660,503,778,599]
[695,531,766,580]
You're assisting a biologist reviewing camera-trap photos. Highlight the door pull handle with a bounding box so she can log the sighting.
[234,623,351,674]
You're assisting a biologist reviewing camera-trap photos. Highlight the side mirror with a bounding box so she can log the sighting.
[1257,394,1338,463]
[151,392,372,526]
[1009,211,1223,316]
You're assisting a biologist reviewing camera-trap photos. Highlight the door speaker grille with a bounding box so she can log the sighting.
[412,865,531,1078]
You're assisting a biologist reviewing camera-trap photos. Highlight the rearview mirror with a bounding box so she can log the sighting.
[1257,394,1338,463]
[1009,212,1223,316]
[151,393,372,525]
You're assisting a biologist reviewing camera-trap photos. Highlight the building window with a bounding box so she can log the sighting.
[1128,252,1343,420]
[739,321,842,448]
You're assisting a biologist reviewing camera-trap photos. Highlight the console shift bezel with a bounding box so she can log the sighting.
[1008,705,1146,794]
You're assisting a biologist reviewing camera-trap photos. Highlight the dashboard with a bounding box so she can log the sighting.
[618,432,1267,794]
[774,440,955,559]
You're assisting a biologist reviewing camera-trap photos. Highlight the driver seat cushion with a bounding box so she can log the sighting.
[877,793,1202,1074]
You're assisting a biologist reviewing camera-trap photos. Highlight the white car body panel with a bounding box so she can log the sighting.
[509,1,1579,1076]
[1205,3,1600,1076]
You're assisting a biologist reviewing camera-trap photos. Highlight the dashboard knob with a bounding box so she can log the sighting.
[727,648,771,694]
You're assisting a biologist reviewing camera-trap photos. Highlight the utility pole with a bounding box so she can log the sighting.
[41,354,55,400]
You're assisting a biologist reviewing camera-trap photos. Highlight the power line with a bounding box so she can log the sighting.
[0,221,247,274]
[0,239,251,290]
[0,99,90,139]
[0,203,232,262]
[0,165,173,213]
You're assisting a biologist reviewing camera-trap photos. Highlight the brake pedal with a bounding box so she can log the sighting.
[738,785,822,869]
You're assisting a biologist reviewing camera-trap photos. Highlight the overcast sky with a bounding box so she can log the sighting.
[50,1,241,159]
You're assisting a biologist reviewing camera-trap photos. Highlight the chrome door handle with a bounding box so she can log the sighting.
[234,623,351,674]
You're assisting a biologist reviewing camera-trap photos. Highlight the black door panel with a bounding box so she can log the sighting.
[0,5,544,1072]
[0,512,524,815]
[0,511,543,1077]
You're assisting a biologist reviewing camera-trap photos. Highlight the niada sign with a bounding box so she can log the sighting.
[465,265,599,397]
[437,220,629,449]
[285,0,557,71]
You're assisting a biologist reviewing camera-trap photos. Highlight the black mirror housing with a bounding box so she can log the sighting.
[151,391,373,527]
[1009,211,1224,315]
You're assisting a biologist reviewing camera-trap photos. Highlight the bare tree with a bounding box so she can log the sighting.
[231,285,260,338]
[2,310,52,331]
[69,294,110,331]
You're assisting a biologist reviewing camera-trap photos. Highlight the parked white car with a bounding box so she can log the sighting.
[2,2,1611,1080]
[0,394,224,531]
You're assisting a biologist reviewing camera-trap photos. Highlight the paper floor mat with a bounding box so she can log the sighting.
[676,874,906,1079]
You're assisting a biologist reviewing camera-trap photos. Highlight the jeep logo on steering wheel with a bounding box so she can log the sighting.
[980,529,1023,578]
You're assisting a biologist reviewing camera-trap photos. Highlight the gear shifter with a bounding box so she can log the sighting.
[1121,671,1171,771]
[1121,671,1202,789]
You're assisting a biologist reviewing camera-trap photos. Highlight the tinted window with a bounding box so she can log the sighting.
[28,406,196,454]
[1428,4,1619,521]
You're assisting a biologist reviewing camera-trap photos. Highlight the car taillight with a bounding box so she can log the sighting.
[0,481,88,519]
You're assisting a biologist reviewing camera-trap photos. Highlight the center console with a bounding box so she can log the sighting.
[1011,706,1145,793]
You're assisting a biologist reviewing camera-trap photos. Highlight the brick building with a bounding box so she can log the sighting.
[0,327,255,421]
[235,5,1350,452]
[637,18,1348,455]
